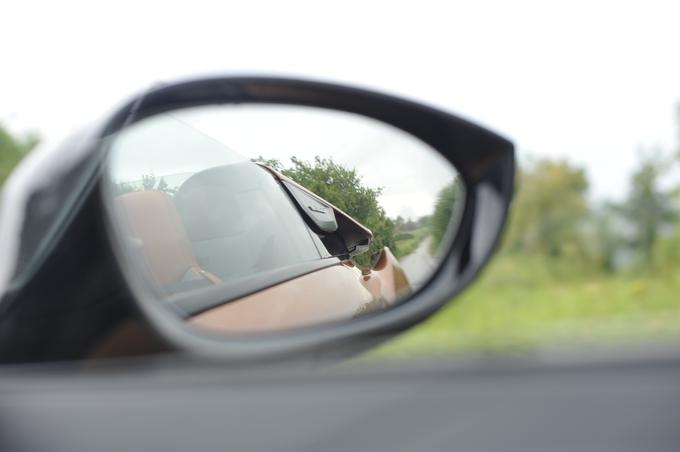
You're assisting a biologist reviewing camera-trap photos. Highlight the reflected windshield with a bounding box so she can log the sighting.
[108,114,328,294]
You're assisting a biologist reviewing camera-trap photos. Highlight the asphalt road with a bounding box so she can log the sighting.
[4,351,680,451]
[400,237,437,289]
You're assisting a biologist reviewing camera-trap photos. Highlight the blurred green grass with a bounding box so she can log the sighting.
[370,254,680,359]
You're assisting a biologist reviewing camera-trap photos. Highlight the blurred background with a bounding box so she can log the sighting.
[3,0,680,358]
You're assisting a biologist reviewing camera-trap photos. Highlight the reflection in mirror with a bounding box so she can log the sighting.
[104,105,464,335]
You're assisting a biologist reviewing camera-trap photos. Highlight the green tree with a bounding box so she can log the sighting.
[621,151,676,270]
[675,102,680,159]
[504,159,589,259]
[0,124,40,187]
[658,103,680,271]
[253,156,284,171]
[142,174,157,190]
[587,202,626,273]
[259,156,397,265]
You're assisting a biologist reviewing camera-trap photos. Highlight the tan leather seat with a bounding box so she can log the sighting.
[115,190,220,288]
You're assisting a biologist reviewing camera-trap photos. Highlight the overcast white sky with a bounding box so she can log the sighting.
[3,0,680,203]
[110,106,457,219]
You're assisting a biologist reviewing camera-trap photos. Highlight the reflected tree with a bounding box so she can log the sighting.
[257,156,397,266]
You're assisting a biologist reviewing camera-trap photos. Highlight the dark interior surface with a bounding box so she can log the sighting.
[1,349,679,452]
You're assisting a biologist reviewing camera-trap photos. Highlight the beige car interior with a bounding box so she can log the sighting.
[115,190,221,292]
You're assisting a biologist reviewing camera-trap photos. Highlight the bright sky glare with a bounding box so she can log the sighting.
[3,0,680,202]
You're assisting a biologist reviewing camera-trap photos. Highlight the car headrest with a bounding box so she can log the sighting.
[115,190,198,285]
[174,162,267,242]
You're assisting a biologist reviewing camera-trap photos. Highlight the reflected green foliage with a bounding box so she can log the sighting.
[0,124,39,187]
[430,180,463,254]
[394,226,429,258]
[393,215,432,258]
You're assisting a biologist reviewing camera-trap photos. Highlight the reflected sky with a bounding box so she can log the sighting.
[110,105,459,220]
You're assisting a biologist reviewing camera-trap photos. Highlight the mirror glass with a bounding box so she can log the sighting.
[104,104,464,335]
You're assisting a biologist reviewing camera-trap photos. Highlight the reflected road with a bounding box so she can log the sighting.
[400,237,436,290]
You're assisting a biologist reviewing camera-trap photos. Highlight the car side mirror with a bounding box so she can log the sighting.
[0,76,514,364]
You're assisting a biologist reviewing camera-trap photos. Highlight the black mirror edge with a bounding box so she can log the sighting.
[0,75,514,364]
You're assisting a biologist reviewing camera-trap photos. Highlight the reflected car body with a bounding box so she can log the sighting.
[116,160,411,333]
[191,248,409,333]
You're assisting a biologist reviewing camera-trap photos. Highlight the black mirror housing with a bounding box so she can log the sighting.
[0,76,514,364]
